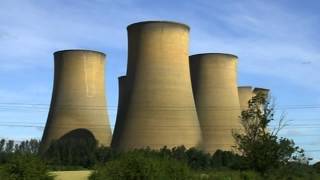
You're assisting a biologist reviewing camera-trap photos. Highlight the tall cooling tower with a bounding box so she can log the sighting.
[190,53,241,153]
[112,21,202,151]
[40,50,112,152]
[253,87,270,98]
[253,87,270,113]
[238,86,254,111]
[111,76,127,148]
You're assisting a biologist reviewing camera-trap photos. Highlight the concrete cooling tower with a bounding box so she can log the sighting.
[238,86,254,111]
[40,50,112,153]
[253,87,270,113]
[112,21,202,151]
[253,87,270,98]
[238,87,270,112]
[111,76,127,148]
[190,53,241,153]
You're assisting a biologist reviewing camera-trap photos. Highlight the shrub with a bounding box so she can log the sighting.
[185,147,211,170]
[95,146,119,165]
[90,151,192,180]
[0,153,53,180]
[265,162,320,180]
[43,132,97,168]
[198,170,262,180]
[211,150,246,170]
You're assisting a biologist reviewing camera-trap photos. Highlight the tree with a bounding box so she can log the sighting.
[43,134,98,168]
[232,92,304,174]
[16,139,40,154]
[5,140,14,153]
[0,153,53,180]
[0,139,5,152]
[210,150,246,170]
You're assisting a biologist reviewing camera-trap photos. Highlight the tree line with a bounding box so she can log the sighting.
[1,93,320,179]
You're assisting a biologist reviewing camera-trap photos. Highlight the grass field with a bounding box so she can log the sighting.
[50,170,92,180]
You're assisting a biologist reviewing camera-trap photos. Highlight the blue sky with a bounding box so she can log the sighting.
[1,0,320,161]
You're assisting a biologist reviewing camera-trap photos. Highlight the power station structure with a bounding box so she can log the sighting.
[40,20,270,154]
[111,76,127,148]
[238,86,270,111]
[253,87,270,98]
[40,50,112,153]
[111,21,202,151]
[238,86,254,111]
[190,53,241,153]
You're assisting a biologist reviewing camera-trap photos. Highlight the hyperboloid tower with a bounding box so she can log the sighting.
[112,21,202,151]
[190,53,241,153]
[40,50,112,152]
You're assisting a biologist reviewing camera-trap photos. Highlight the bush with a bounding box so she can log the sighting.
[265,162,320,179]
[211,150,246,170]
[313,161,320,173]
[197,170,262,180]
[43,132,98,168]
[0,153,53,180]
[95,146,119,165]
[90,151,192,180]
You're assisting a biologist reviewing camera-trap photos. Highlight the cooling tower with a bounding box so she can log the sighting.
[40,50,112,153]
[113,21,202,151]
[238,86,254,111]
[111,76,127,148]
[253,87,270,98]
[190,53,241,153]
[253,87,270,113]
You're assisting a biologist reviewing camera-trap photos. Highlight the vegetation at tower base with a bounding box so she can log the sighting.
[0,93,320,179]
[0,139,40,164]
[0,154,53,180]
[0,139,320,179]
[0,139,52,180]
[89,151,192,180]
[232,92,305,174]
[43,130,98,169]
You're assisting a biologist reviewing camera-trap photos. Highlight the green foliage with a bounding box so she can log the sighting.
[15,139,40,154]
[313,161,320,173]
[0,153,53,180]
[186,147,211,170]
[43,135,98,168]
[0,139,40,165]
[0,136,318,179]
[233,92,305,173]
[5,140,14,153]
[94,146,119,165]
[198,170,262,180]
[159,146,213,170]
[89,151,192,180]
[265,162,320,179]
[211,150,246,170]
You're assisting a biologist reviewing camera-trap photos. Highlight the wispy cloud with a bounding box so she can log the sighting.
[184,1,320,91]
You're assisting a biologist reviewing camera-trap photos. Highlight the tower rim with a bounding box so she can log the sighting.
[127,20,190,31]
[190,53,238,59]
[54,49,106,57]
[253,87,270,92]
[118,75,127,80]
[238,86,253,89]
